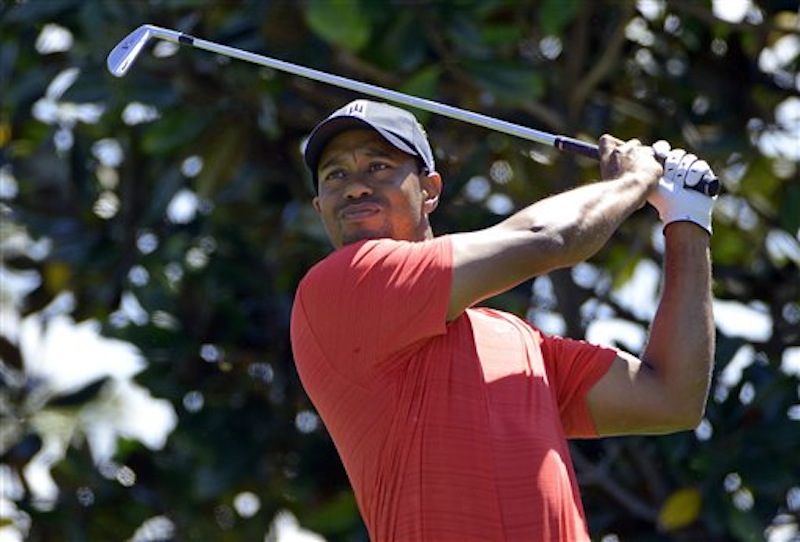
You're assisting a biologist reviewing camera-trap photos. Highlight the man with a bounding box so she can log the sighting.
[290,100,716,541]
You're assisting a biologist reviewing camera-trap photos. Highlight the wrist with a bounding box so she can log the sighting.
[663,222,712,266]
[613,172,654,206]
[659,197,714,234]
[663,220,712,239]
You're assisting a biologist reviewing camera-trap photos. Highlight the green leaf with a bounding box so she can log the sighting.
[729,508,766,542]
[481,24,525,49]
[304,490,361,535]
[463,60,545,101]
[377,11,428,71]
[141,109,213,156]
[4,0,81,22]
[780,183,800,234]
[396,67,443,124]
[398,66,442,100]
[445,13,490,58]
[304,0,371,52]
[62,69,109,103]
[539,0,580,35]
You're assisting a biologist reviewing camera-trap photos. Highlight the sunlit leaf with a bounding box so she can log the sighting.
[658,487,703,531]
[44,261,72,294]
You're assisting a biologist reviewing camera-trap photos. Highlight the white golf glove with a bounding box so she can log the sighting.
[648,141,718,234]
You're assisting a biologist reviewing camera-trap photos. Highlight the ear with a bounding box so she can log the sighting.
[312,196,322,214]
[421,171,442,214]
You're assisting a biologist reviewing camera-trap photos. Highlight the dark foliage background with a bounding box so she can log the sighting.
[2,1,798,541]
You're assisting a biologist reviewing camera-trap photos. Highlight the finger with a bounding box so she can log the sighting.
[674,153,698,184]
[651,140,671,160]
[599,134,625,156]
[684,159,712,188]
[697,175,721,197]
[620,138,642,151]
[600,134,624,146]
[598,134,623,159]
[663,148,687,177]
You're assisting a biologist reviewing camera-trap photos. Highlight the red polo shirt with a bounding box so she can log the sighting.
[291,237,616,541]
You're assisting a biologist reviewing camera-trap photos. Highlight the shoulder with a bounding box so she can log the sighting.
[300,236,453,289]
[292,236,454,376]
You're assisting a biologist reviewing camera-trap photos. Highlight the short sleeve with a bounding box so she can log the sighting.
[540,334,616,438]
[291,237,453,383]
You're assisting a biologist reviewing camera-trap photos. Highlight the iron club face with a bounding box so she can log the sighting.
[106,25,153,77]
[107,25,187,77]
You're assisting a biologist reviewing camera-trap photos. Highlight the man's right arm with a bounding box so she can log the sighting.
[447,135,661,320]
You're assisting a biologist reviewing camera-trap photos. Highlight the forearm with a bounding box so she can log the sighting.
[642,222,714,424]
[496,172,651,269]
[448,135,661,319]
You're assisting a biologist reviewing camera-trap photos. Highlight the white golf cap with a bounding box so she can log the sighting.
[303,100,435,180]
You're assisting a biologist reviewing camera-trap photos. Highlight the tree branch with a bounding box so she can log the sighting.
[571,442,659,521]
[570,1,637,116]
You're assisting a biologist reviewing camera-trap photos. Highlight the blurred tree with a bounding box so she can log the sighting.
[1,0,797,541]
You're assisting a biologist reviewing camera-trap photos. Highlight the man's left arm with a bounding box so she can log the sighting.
[587,149,717,435]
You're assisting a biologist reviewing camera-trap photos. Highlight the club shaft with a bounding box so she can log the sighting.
[108,25,721,196]
[141,26,600,160]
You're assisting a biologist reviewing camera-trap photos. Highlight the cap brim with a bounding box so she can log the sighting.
[303,117,418,176]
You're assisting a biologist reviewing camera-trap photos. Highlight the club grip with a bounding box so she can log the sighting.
[554,135,720,197]
[690,174,721,197]
[554,136,600,160]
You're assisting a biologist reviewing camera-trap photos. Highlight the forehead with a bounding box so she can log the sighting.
[319,129,408,165]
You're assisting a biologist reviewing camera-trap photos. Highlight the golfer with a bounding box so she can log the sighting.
[290,100,716,541]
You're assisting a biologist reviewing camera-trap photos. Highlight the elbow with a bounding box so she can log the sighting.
[638,351,714,434]
[651,397,708,434]
[670,405,707,433]
[640,415,703,436]
[637,377,711,435]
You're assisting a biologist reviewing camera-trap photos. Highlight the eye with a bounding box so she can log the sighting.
[322,168,347,182]
[368,162,391,173]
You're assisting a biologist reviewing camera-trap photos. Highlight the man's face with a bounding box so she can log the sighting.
[313,129,441,248]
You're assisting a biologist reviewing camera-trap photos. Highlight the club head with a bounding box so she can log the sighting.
[107,25,154,77]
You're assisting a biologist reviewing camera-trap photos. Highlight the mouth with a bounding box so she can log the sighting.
[339,202,382,223]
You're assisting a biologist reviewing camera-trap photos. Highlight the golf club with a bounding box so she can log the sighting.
[107,24,720,196]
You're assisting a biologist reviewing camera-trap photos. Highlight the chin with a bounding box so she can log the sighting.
[340,228,392,246]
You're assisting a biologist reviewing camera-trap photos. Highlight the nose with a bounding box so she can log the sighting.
[343,175,373,200]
